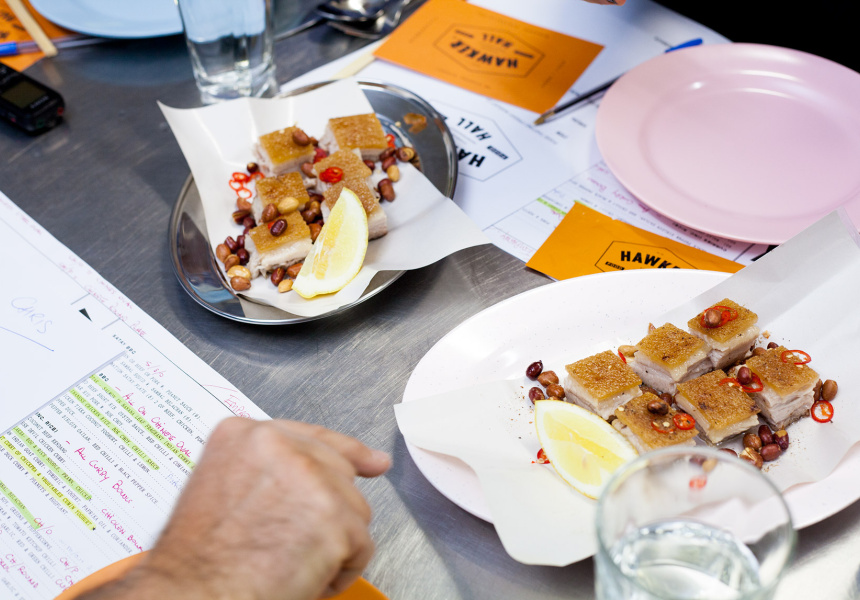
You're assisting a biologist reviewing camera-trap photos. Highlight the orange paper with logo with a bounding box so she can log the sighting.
[527,203,743,280]
[373,0,603,113]
[1,0,73,70]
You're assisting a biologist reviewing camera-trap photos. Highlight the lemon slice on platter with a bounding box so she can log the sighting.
[293,188,369,299]
[534,400,638,499]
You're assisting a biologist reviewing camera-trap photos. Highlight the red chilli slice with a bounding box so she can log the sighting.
[651,418,676,434]
[231,172,250,183]
[689,475,708,490]
[719,375,763,394]
[617,350,627,364]
[811,400,834,423]
[673,413,696,430]
[385,133,396,148]
[536,448,550,464]
[781,349,811,365]
[319,166,344,184]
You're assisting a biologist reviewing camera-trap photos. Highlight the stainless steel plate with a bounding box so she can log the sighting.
[169,80,458,325]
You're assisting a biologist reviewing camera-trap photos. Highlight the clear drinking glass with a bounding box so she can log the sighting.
[176,0,276,103]
[595,447,795,600]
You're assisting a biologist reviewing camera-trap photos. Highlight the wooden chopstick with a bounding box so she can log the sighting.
[5,0,58,57]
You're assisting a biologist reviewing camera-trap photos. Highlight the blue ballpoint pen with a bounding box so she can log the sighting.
[0,35,106,57]
[533,37,704,125]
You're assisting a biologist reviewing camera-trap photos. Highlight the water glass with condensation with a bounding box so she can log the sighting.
[176,0,276,103]
[595,447,795,600]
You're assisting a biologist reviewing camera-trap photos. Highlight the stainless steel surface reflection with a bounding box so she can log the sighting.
[2,0,859,597]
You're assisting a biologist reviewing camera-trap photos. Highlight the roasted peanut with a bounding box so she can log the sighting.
[225,236,239,253]
[528,387,545,404]
[720,448,738,457]
[386,164,401,182]
[773,429,789,450]
[277,196,300,215]
[822,379,838,402]
[236,234,245,249]
[246,162,259,174]
[537,371,559,386]
[767,341,779,349]
[396,146,416,162]
[292,128,310,146]
[270,218,287,237]
[242,216,256,230]
[227,265,251,280]
[364,159,377,171]
[236,197,252,212]
[236,248,249,265]
[216,243,231,262]
[278,279,293,293]
[232,209,251,224]
[739,447,763,469]
[545,384,565,399]
[813,379,823,402]
[270,267,286,286]
[742,433,762,451]
[760,443,781,462]
[230,276,251,291]
[702,308,722,328]
[286,262,303,279]
[262,203,279,223]
[736,366,753,386]
[378,179,395,202]
[758,424,774,446]
[223,254,240,271]
[647,400,669,415]
[379,147,396,161]
[753,347,767,357]
[301,162,316,177]
[381,155,397,171]
[659,392,674,405]
[309,222,322,242]
[526,361,543,380]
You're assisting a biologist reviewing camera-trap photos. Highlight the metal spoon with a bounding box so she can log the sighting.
[327,0,416,39]
[275,0,388,41]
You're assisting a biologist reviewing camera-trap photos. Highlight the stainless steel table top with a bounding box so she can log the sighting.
[2,3,858,598]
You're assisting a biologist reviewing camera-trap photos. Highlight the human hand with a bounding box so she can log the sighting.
[82,418,391,600]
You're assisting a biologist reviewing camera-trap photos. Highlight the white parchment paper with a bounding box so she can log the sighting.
[160,79,488,317]
[395,209,860,565]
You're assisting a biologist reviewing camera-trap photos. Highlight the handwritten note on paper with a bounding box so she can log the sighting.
[0,222,123,433]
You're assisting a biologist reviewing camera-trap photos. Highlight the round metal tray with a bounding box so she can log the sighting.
[168,80,458,324]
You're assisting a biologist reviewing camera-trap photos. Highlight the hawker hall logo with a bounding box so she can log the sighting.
[436,26,543,77]
[597,242,694,272]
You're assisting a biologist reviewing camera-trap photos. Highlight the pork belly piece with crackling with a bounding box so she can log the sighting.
[563,350,642,420]
[319,113,389,161]
[252,172,311,223]
[245,211,312,278]
[313,148,375,196]
[745,346,819,430]
[322,177,387,240]
[627,323,710,395]
[613,393,698,452]
[688,298,760,370]
[254,126,315,176]
[675,370,760,445]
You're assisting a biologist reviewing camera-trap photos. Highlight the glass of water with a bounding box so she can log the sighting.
[176,0,276,103]
[595,447,795,600]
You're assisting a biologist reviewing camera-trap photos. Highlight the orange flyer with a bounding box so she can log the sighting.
[0,0,72,71]
[527,203,743,280]
[373,0,603,113]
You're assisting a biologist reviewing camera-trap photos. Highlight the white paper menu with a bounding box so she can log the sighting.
[0,192,268,599]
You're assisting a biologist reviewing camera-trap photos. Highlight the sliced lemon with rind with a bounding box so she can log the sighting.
[293,188,368,299]
[534,400,637,499]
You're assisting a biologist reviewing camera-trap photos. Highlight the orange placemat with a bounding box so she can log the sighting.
[1,0,73,70]
[55,551,389,600]
[527,203,743,279]
[374,0,603,113]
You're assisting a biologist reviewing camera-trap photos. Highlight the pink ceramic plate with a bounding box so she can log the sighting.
[596,43,860,244]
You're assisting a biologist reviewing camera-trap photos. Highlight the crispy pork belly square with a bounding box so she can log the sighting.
[613,393,698,452]
[563,350,642,420]
[745,346,819,430]
[675,370,760,444]
[252,172,311,222]
[319,113,389,161]
[628,323,710,394]
[688,298,760,369]
[313,149,375,195]
[254,126,315,176]
[246,211,312,277]
[322,178,387,240]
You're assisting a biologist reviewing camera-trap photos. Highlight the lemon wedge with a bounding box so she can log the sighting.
[534,400,637,499]
[293,188,369,299]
